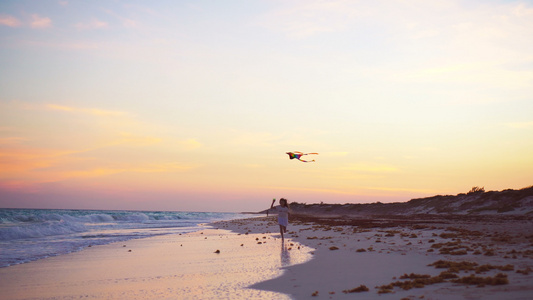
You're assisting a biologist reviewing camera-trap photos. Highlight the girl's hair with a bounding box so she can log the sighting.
[280,198,289,207]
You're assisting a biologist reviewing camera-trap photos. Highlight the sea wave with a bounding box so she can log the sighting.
[0,209,240,241]
[0,220,87,241]
[0,209,250,267]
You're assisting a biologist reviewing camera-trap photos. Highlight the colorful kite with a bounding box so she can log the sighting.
[286,151,319,163]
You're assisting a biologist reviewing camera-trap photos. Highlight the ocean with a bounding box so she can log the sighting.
[0,208,251,268]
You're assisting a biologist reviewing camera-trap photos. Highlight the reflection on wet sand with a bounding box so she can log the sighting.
[280,241,291,267]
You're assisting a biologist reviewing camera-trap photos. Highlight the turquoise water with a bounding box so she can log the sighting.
[0,208,249,267]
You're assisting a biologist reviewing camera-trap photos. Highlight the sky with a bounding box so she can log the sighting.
[1,0,532,212]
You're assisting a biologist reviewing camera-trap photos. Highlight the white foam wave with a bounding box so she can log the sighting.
[0,220,87,241]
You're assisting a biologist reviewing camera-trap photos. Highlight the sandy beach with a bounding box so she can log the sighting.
[216,214,533,299]
[1,213,532,300]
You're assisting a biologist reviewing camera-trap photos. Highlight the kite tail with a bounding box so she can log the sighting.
[298,159,316,163]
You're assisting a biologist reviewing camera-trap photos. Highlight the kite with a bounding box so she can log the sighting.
[286,151,319,163]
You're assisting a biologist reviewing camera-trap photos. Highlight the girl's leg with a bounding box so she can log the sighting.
[279,225,284,240]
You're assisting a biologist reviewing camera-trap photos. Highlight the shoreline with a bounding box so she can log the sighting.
[0,225,312,300]
[0,209,250,269]
[214,214,533,299]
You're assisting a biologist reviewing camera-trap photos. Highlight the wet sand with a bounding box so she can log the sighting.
[0,227,312,300]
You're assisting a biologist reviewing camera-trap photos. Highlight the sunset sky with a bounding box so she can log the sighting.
[1,0,532,212]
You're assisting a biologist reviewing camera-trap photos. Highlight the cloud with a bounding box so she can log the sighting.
[56,162,195,180]
[272,184,440,197]
[342,162,400,174]
[505,121,533,129]
[20,40,102,50]
[0,180,43,193]
[0,15,21,27]
[0,147,195,191]
[361,186,440,195]
[0,100,203,194]
[0,147,81,185]
[4,101,129,117]
[122,18,137,28]
[0,137,27,145]
[30,14,52,28]
[258,0,533,67]
[269,185,358,196]
[229,131,284,149]
[258,0,361,38]
[0,137,196,187]
[46,104,130,117]
[178,138,202,150]
[245,164,264,168]
[323,151,349,156]
[103,8,138,28]
[511,2,533,17]
[111,132,162,147]
[75,19,108,30]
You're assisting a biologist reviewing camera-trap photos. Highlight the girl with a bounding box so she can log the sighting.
[271,198,290,241]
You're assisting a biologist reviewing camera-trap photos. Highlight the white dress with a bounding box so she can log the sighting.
[276,206,289,227]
